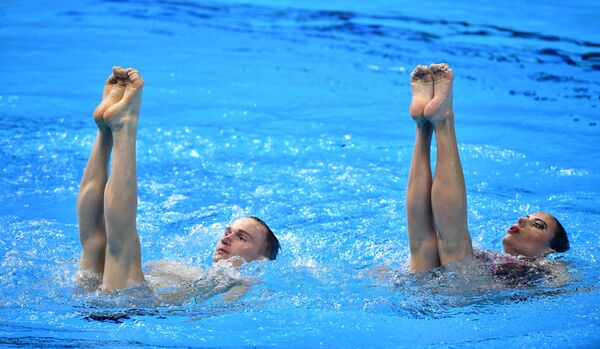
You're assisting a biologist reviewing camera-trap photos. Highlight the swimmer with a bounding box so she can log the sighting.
[76,66,280,294]
[406,63,569,273]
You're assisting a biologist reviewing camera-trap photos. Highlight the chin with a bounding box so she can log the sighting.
[212,253,225,263]
[501,236,517,256]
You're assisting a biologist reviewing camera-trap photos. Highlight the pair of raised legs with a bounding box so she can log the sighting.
[406,63,474,272]
[76,66,145,292]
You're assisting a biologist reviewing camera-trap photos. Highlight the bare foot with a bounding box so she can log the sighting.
[423,63,454,126]
[102,67,144,131]
[93,67,128,129]
[409,65,434,127]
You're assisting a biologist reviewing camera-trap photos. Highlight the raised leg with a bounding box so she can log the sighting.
[100,67,146,292]
[406,65,441,271]
[76,130,112,273]
[426,63,473,265]
[76,72,125,273]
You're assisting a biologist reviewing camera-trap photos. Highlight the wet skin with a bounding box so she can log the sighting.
[78,67,274,294]
[212,217,269,266]
[406,63,561,272]
[502,212,557,257]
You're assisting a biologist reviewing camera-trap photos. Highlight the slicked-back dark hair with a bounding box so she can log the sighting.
[550,217,569,253]
[249,216,280,260]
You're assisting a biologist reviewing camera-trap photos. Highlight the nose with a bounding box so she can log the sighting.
[518,217,527,227]
[221,235,231,246]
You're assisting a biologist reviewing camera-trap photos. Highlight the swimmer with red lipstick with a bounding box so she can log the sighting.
[405,63,569,274]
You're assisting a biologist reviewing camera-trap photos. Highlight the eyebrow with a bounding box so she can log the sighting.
[237,229,254,241]
[536,218,548,229]
[225,228,253,241]
[526,215,548,229]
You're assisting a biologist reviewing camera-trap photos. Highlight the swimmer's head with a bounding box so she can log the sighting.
[502,212,569,257]
[212,217,280,265]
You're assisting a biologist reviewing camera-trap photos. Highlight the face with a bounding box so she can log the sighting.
[502,212,557,257]
[212,218,268,266]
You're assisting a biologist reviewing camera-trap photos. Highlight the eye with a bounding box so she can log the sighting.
[237,234,246,241]
[533,222,543,229]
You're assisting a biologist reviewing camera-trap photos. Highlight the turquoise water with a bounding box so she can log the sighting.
[1,0,600,347]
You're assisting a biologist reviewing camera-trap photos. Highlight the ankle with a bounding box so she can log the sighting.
[416,119,432,129]
[108,118,138,133]
[432,111,454,131]
[416,123,433,139]
[97,125,112,137]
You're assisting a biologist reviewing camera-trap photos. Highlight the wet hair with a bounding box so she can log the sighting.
[549,217,569,253]
[249,216,281,260]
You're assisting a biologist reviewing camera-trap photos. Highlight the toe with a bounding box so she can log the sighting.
[112,66,131,80]
[429,63,453,79]
[105,74,118,85]
[102,75,118,99]
[412,65,433,82]
[127,70,144,88]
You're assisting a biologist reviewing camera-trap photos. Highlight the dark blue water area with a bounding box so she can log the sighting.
[1,0,600,348]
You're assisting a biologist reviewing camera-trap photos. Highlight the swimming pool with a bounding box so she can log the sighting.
[1,0,599,347]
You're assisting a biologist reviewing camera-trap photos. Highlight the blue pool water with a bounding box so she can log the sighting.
[1,0,600,347]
